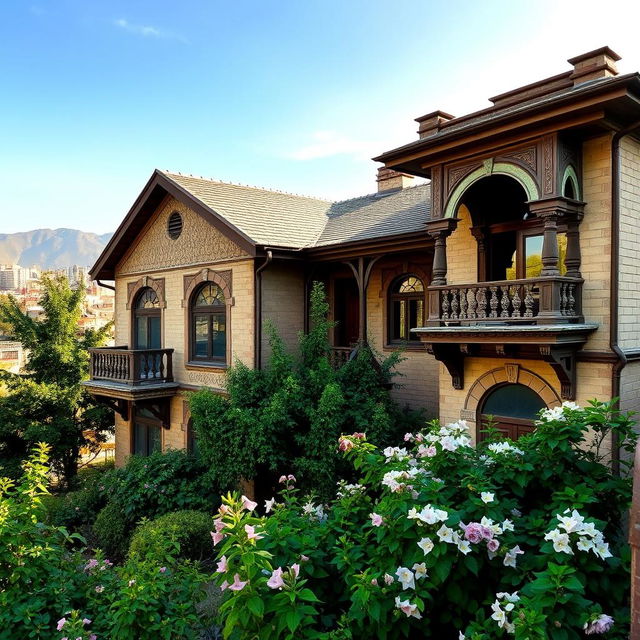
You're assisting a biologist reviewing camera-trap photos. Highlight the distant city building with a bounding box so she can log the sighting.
[0,340,25,374]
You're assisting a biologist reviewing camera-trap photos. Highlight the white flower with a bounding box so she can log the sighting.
[503,545,524,568]
[501,519,515,532]
[265,497,276,513]
[552,533,573,555]
[457,539,472,555]
[594,540,613,560]
[409,504,449,525]
[437,525,455,543]
[412,562,428,579]
[576,538,594,552]
[481,492,495,504]
[459,633,466,640]
[394,596,422,619]
[417,537,434,555]
[395,566,415,590]
[557,510,585,534]
[491,602,507,627]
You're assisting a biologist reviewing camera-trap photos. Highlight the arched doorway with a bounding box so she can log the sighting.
[477,383,546,441]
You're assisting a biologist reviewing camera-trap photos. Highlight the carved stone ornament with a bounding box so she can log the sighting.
[126,276,166,310]
[504,363,520,384]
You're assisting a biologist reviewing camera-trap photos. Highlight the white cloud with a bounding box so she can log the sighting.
[114,18,187,43]
[287,130,378,161]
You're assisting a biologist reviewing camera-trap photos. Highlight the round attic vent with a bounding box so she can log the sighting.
[167,211,183,239]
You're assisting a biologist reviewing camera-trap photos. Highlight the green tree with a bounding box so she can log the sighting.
[0,275,113,485]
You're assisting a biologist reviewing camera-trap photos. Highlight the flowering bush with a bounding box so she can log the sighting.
[213,400,635,639]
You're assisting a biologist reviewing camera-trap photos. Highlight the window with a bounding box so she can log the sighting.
[388,275,425,343]
[190,282,226,364]
[167,211,183,239]
[186,417,199,456]
[133,287,161,349]
[133,406,162,456]
[478,383,546,441]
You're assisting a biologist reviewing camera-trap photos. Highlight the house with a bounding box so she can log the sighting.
[86,47,640,467]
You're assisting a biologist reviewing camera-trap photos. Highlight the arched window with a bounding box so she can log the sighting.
[133,287,161,349]
[388,275,425,343]
[190,282,227,364]
[478,383,546,441]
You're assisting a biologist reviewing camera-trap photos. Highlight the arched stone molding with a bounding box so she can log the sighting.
[378,263,431,298]
[443,160,540,219]
[561,165,581,200]
[459,364,561,423]
[126,275,166,310]
[182,268,234,308]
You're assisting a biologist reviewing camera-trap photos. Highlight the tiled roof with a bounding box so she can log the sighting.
[161,171,430,249]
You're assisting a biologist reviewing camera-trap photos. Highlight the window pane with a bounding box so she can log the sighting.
[135,316,148,349]
[136,288,160,309]
[408,299,423,335]
[391,300,402,341]
[149,316,161,349]
[399,300,406,340]
[557,233,567,275]
[195,284,225,307]
[134,423,146,455]
[525,235,543,278]
[211,314,226,358]
[194,316,209,357]
[397,276,424,293]
[149,425,162,453]
[482,384,546,420]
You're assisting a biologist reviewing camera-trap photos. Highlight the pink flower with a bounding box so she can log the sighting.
[480,526,494,540]
[57,618,66,631]
[220,580,229,591]
[287,474,296,483]
[90,635,97,640]
[216,556,228,573]
[404,433,414,442]
[291,563,300,578]
[241,495,258,511]
[487,538,500,553]
[300,554,309,562]
[371,578,378,586]
[278,475,287,483]
[352,432,366,440]
[245,524,264,541]
[214,518,226,534]
[229,573,247,591]
[338,437,354,452]
[84,559,98,572]
[211,531,225,546]
[418,444,437,458]
[159,567,167,573]
[82,618,91,625]
[462,522,484,544]
[585,614,614,634]
[384,573,394,585]
[267,567,285,589]
[218,504,231,515]
[370,513,384,527]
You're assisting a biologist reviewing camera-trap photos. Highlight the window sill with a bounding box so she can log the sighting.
[185,362,228,372]
[383,343,426,353]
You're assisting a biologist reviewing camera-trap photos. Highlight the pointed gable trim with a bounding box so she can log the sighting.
[90,170,256,280]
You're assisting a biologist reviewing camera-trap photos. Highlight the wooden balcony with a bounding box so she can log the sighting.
[329,346,356,369]
[426,276,583,326]
[83,346,179,405]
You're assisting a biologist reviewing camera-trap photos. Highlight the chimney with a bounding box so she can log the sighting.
[568,46,620,86]
[415,110,455,139]
[376,167,414,193]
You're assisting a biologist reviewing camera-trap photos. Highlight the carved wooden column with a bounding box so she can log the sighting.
[564,211,584,278]
[426,218,459,286]
[470,226,487,281]
[540,210,561,276]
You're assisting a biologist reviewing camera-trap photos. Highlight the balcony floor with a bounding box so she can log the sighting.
[82,379,180,401]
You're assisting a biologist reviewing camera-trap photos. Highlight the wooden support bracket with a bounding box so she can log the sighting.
[426,343,464,390]
[539,345,577,400]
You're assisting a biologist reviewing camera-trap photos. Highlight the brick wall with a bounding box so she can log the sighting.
[618,137,640,350]
[366,268,439,418]
[446,203,476,284]
[261,262,305,361]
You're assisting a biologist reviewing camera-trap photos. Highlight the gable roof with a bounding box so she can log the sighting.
[90,170,431,279]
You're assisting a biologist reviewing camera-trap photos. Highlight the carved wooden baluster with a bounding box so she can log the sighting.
[157,352,164,379]
[567,284,576,316]
[477,287,487,319]
[489,287,499,318]
[524,285,534,318]
[441,289,450,320]
[459,288,468,320]
[140,353,148,380]
[450,289,460,320]
[560,283,568,315]
[468,286,477,319]
[500,286,510,318]
[511,285,522,318]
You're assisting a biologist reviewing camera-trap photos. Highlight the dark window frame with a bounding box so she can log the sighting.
[132,413,162,456]
[387,274,425,345]
[189,282,227,365]
[133,287,161,349]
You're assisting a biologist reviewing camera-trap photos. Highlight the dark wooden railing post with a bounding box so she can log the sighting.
[564,212,584,278]
[426,218,459,286]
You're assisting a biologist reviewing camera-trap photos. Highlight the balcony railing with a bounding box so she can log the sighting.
[89,346,174,385]
[426,276,583,326]
[329,346,355,369]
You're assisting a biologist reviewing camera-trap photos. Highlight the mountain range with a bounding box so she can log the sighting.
[0,229,113,270]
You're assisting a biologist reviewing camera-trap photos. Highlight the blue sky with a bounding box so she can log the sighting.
[1,0,639,234]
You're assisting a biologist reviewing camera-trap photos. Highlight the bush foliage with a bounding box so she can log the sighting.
[190,281,420,499]
[211,400,636,639]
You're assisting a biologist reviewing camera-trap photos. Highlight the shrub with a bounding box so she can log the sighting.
[93,501,130,561]
[191,282,420,500]
[211,400,636,639]
[103,448,218,525]
[129,510,214,563]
